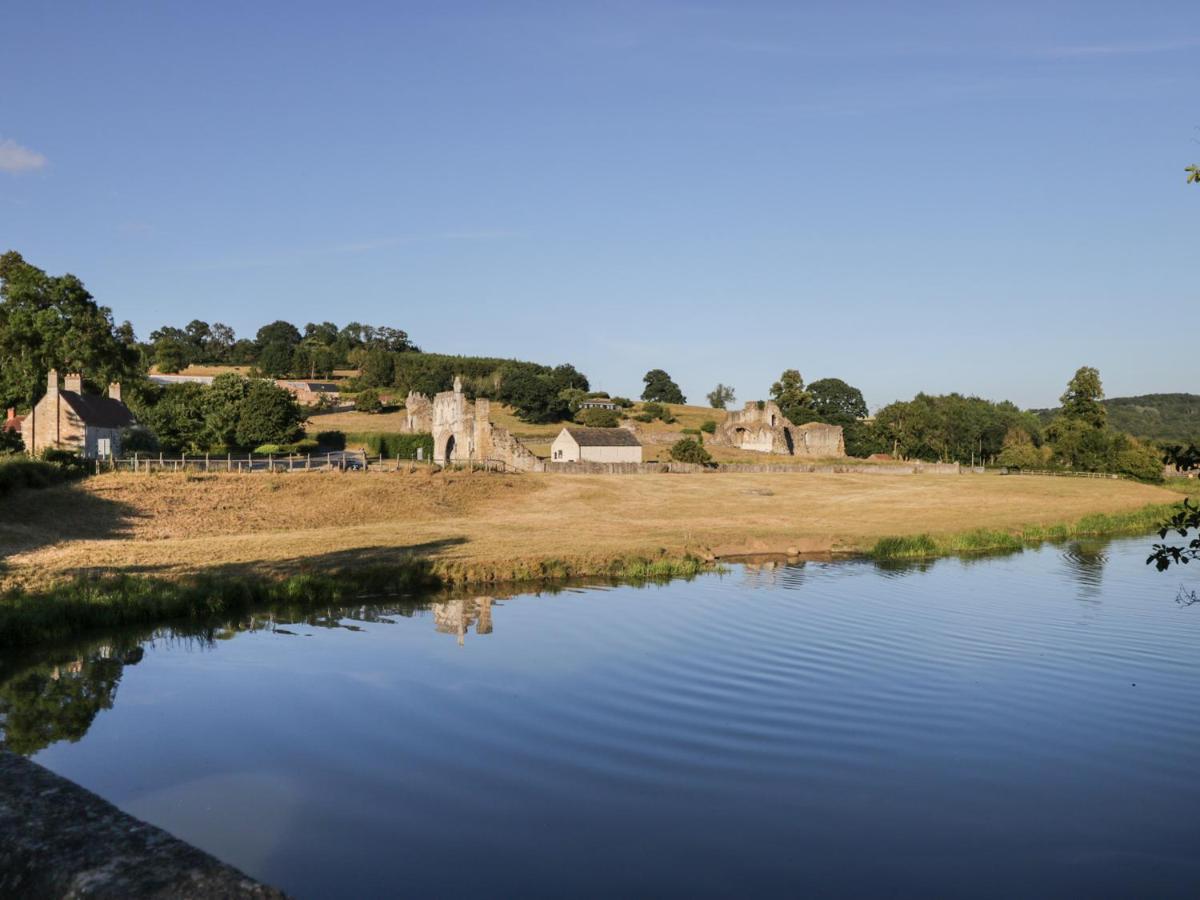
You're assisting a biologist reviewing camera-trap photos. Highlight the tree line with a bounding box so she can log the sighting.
[148,318,418,378]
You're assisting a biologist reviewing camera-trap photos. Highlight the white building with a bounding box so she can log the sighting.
[550,427,642,464]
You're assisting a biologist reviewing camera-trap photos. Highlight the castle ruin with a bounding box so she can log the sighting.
[427,378,542,471]
[710,400,845,457]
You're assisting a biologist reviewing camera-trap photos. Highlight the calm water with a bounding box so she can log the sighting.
[4,538,1200,897]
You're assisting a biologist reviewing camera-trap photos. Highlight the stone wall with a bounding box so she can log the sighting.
[544,460,961,476]
[0,750,285,897]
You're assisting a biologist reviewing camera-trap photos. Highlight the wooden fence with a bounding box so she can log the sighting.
[100,452,517,475]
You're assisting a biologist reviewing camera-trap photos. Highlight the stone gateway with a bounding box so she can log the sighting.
[427,378,542,471]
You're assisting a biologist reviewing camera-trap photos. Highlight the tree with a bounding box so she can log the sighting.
[0,251,141,410]
[255,320,302,349]
[1188,165,1200,184]
[235,380,303,448]
[201,373,249,449]
[670,437,712,465]
[1059,366,1106,429]
[808,378,868,423]
[256,341,294,377]
[707,383,735,409]
[355,388,383,413]
[502,368,568,423]
[642,369,685,404]
[359,349,396,388]
[154,339,189,374]
[769,369,812,423]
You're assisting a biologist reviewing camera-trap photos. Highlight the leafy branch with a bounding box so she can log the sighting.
[1147,499,1200,571]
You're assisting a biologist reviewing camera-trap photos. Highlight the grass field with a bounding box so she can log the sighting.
[0,469,1182,591]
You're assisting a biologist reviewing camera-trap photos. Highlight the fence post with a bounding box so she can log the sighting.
[205,453,210,472]
[307,453,311,471]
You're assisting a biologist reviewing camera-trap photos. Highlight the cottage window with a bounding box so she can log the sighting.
[97,437,111,458]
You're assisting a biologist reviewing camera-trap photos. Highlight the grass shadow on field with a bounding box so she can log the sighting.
[0,483,140,562]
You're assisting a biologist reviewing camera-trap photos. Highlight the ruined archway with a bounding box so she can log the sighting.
[783,428,795,455]
[443,434,456,462]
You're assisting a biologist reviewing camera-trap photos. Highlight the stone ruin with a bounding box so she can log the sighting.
[417,377,543,471]
[710,400,845,457]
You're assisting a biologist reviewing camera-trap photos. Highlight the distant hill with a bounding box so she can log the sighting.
[1034,393,1200,443]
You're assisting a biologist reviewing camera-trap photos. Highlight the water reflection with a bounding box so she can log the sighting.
[0,639,144,755]
[432,596,495,645]
[1060,540,1109,599]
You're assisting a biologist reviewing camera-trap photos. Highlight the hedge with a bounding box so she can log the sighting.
[344,432,434,458]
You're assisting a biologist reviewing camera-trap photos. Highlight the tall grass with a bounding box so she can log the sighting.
[868,502,1179,560]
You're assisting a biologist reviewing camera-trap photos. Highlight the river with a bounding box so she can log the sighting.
[4,537,1199,897]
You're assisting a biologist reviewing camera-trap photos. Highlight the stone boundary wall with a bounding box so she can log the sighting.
[544,461,961,476]
[0,750,286,898]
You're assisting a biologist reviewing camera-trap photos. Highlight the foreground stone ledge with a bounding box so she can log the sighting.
[0,750,286,898]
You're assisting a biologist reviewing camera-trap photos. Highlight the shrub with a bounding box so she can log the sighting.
[633,413,654,423]
[0,457,85,498]
[316,430,346,450]
[700,420,717,434]
[355,388,383,413]
[681,428,700,435]
[669,438,713,465]
[997,443,1045,470]
[575,408,620,428]
[610,396,634,409]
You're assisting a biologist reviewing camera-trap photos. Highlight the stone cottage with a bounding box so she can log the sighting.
[21,370,136,458]
[550,427,643,463]
[710,400,844,457]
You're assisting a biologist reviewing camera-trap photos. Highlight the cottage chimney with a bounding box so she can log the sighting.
[5,408,13,424]
[64,372,82,393]
[47,369,59,396]
[108,382,122,402]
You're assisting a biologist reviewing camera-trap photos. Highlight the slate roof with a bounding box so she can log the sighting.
[59,391,136,429]
[564,427,641,447]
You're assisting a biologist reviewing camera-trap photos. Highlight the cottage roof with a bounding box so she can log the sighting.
[60,391,136,429]
[564,427,641,447]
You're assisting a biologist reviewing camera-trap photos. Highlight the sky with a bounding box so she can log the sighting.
[1,1,1196,411]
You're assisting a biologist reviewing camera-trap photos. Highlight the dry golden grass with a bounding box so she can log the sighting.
[0,469,1177,589]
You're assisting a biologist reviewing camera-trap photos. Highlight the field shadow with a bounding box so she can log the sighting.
[50,537,472,582]
[0,483,140,563]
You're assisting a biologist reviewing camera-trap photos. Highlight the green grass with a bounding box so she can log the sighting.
[868,501,1181,560]
[0,563,440,650]
[0,553,716,650]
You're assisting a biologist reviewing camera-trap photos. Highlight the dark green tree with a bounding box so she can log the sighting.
[0,252,141,410]
[641,369,685,404]
[235,380,303,447]
[256,341,294,377]
[809,378,868,422]
[359,349,396,388]
[154,338,189,374]
[669,437,713,465]
[1059,366,1106,429]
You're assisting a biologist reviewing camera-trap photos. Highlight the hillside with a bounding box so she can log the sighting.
[1034,394,1200,443]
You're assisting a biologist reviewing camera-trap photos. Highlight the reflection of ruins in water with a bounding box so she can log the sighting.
[432,597,495,646]
[739,560,806,591]
[1061,540,1109,600]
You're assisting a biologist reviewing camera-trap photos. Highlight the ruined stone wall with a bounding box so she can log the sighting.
[711,400,845,458]
[404,391,433,433]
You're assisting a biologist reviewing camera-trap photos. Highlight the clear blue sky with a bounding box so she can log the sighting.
[1,2,1195,410]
